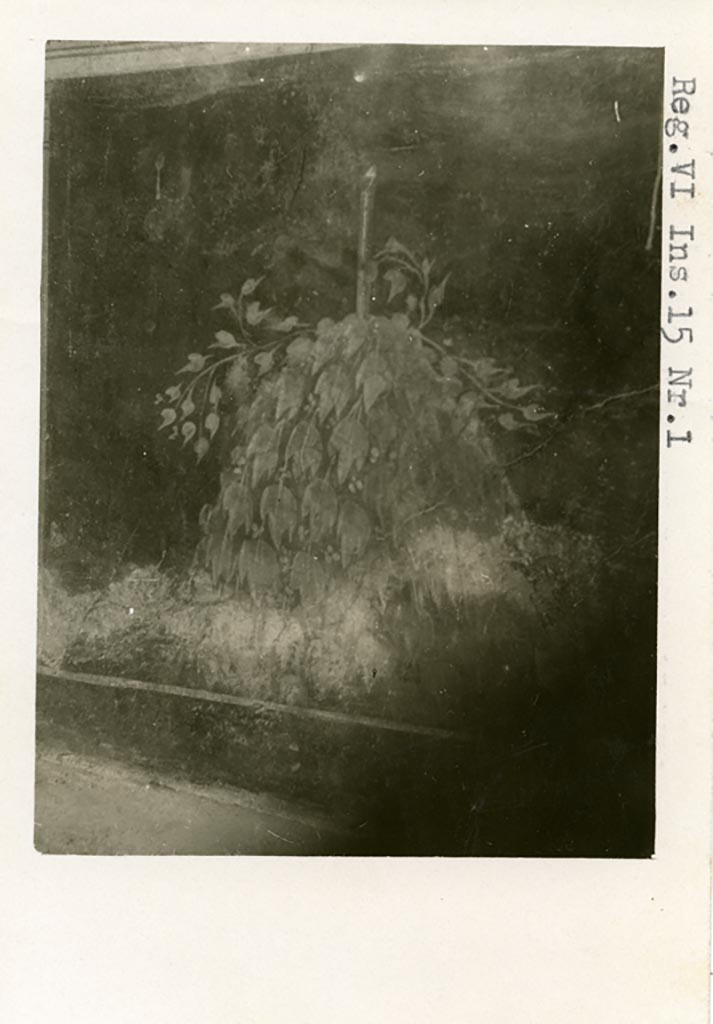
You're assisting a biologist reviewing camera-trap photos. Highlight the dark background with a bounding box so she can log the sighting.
[41,45,662,855]
[43,44,662,571]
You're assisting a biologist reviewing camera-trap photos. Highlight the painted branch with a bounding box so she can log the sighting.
[645,132,663,252]
[356,165,377,318]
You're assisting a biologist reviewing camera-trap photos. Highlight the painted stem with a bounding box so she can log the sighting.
[644,131,662,252]
[356,165,377,318]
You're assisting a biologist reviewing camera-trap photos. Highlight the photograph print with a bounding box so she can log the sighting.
[36,42,662,856]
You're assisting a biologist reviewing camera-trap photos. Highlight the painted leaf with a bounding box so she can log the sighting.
[198,502,213,530]
[390,313,411,332]
[439,355,459,379]
[227,504,247,539]
[363,373,390,413]
[439,376,462,405]
[366,404,398,449]
[275,368,307,421]
[452,391,480,433]
[178,353,207,374]
[229,446,245,468]
[194,437,210,462]
[498,412,521,431]
[496,378,539,401]
[377,317,411,373]
[422,257,434,279]
[225,357,250,398]
[337,500,372,568]
[180,395,195,419]
[363,463,395,527]
[286,420,322,478]
[234,406,250,431]
[260,484,298,548]
[315,363,351,422]
[384,268,407,303]
[343,318,368,358]
[286,336,315,363]
[209,382,222,405]
[302,479,338,542]
[463,357,505,382]
[406,294,418,313]
[414,347,440,382]
[427,273,451,314]
[165,385,181,401]
[221,468,240,489]
[211,330,239,349]
[240,277,263,297]
[521,404,552,422]
[254,351,274,376]
[222,480,253,536]
[181,421,197,444]
[246,379,277,436]
[272,315,299,333]
[251,453,279,492]
[247,423,279,487]
[356,350,389,392]
[316,317,335,336]
[238,539,279,594]
[246,301,272,326]
[205,412,220,439]
[330,419,369,484]
[382,237,418,265]
[311,334,335,375]
[159,408,177,430]
[218,533,238,584]
[331,366,352,418]
[213,293,236,312]
[290,552,327,603]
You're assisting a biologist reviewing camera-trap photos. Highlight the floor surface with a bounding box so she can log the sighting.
[35,747,358,855]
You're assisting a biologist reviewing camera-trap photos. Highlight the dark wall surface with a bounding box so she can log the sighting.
[40,45,662,857]
[43,44,662,574]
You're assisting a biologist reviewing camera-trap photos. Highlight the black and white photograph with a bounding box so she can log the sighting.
[36,41,664,857]
[2,5,713,1022]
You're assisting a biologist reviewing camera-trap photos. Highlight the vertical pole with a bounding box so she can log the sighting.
[356,165,377,318]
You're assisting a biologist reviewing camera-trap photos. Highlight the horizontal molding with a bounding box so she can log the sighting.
[45,40,352,81]
[37,665,474,742]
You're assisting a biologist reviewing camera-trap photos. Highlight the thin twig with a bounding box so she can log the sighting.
[645,131,663,252]
[417,330,524,413]
[499,384,658,468]
[393,498,449,541]
[500,425,563,469]
[606,529,656,563]
[460,366,523,412]
[175,355,242,406]
[582,384,658,412]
